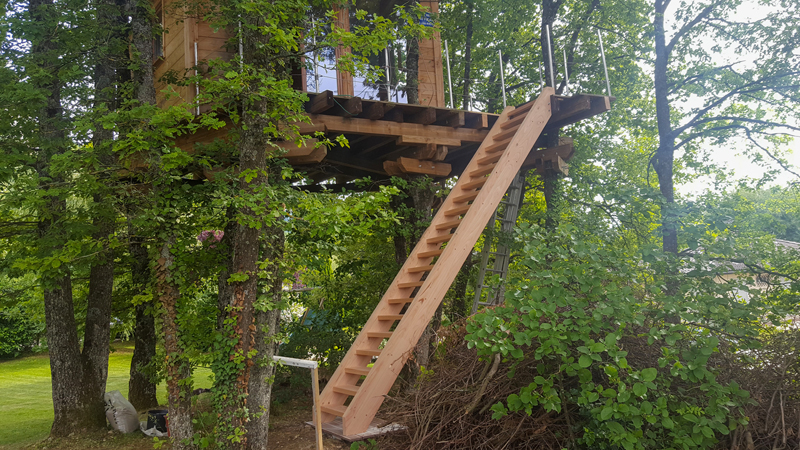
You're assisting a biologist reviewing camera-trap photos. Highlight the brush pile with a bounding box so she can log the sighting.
[379,323,800,450]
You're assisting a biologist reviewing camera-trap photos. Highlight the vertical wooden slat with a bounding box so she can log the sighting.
[333,5,354,96]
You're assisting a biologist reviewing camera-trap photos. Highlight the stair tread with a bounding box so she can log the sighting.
[462,177,488,190]
[345,366,370,376]
[418,249,444,258]
[367,331,393,338]
[408,264,435,273]
[398,281,424,288]
[356,348,383,356]
[427,233,453,244]
[444,205,471,217]
[377,314,404,321]
[321,404,347,416]
[453,191,479,203]
[477,152,503,166]
[500,114,527,129]
[387,297,414,304]
[470,164,496,178]
[485,137,512,153]
[494,127,519,142]
[508,101,533,118]
[436,218,462,230]
[333,385,360,396]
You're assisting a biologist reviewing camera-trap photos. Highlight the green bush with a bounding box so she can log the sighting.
[0,309,41,358]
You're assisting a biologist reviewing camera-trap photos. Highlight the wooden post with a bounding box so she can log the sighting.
[272,356,324,450]
[333,4,354,96]
[311,367,324,450]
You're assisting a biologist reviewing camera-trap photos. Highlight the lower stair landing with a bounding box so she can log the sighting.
[305,417,406,443]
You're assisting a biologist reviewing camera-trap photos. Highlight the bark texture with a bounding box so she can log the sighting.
[406,37,419,104]
[461,5,474,110]
[125,0,160,411]
[245,224,285,450]
[155,239,195,447]
[128,224,158,410]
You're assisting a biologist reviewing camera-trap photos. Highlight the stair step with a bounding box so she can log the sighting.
[345,366,370,376]
[398,281,424,288]
[436,219,462,230]
[462,177,488,190]
[333,385,360,396]
[453,191,479,203]
[356,348,383,357]
[418,249,444,258]
[494,127,519,142]
[444,204,471,217]
[408,265,435,273]
[485,137,512,153]
[378,314,405,322]
[427,233,453,244]
[470,164,496,178]
[322,405,347,417]
[387,297,414,305]
[477,152,503,166]
[500,113,527,129]
[508,101,533,118]
[367,331,394,338]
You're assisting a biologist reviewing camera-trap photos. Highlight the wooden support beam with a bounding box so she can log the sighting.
[407,108,437,125]
[408,144,448,161]
[383,160,405,177]
[433,145,448,162]
[271,138,320,158]
[396,135,462,147]
[522,142,574,173]
[384,107,404,123]
[304,114,490,143]
[546,94,613,130]
[396,157,451,177]
[465,113,489,129]
[361,102,385,120]
[285,144,327,165]
[305,90,335,114]
[435,110,465,127]
[332,96,362,117]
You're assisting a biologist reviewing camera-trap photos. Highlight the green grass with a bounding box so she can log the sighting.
[0,343,213,449]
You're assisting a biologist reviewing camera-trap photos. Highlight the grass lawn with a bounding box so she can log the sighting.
[0,343,213,449]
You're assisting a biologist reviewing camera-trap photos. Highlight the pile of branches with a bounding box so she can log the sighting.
[379,322,800,450]
[379,324,570,450]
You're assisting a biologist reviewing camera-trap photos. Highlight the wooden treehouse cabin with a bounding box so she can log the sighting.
[152,0,612,439]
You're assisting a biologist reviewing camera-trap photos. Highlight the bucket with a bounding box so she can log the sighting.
[146,409,168,433]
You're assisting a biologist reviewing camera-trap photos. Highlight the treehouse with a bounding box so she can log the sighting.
[153,0,613,440]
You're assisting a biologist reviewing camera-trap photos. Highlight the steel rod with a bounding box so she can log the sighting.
[312,19,319,92]
[499,49,506,108]
[194,41,200,115]
[563,48,569,94]
[598,29,612,97]
[445,40,454,108]
[545,24,555,88]
[385,44,391,100]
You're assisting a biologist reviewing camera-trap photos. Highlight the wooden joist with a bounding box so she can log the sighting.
[304,115,489,143]
[397,135,462,147]
[332,97,363,117]
[546,94,613,130]
[306,90,335,114]
[285,144,327,165]
[395,157,451,177]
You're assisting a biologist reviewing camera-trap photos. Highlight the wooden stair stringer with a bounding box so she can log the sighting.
[318,87,555,436]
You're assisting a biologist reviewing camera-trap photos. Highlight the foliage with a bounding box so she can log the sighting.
[465,223,793,449]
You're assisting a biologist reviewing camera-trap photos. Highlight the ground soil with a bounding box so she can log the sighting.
[21,397,350,450]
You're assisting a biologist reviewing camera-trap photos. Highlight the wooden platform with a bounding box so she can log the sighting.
[304,417,406,443]
[166,90,612,187]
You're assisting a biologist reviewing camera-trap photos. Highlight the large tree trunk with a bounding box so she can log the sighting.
[29,0,104,435]
[128,223,158,410]
[245,224,284,450]
[156,239,195,447]
[125,0,161,411]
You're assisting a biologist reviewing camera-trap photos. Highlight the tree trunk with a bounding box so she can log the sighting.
[406,37,419,104]
[245,224,284,450]
[128,223,158,410]
[448,257,474,321]
[29,0,103,435]
[156,239,195,448]
[461,6,474,110]
[652,0,678,256]
[125,0,160,412]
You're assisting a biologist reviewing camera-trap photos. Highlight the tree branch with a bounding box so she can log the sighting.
[666,5,714,57]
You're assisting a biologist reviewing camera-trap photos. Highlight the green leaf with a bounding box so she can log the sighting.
[579,354,593,368]
[633,382,647,397]
[640,368,657,382]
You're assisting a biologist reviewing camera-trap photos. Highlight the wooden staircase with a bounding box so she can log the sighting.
[318,87,555,436]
